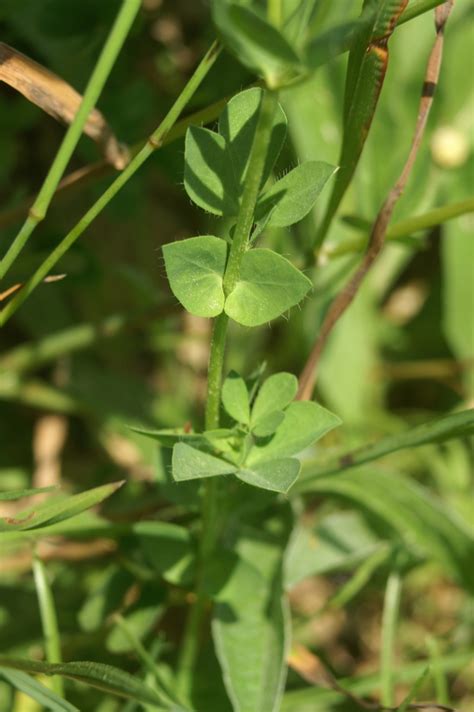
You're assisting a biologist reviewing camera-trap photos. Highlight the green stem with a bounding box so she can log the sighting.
[176,88,279,699]
[381,569,402,707]
[0,0,141,281]
[0,42,221,327]
[399,0,446,25]
[326,196,474,258]
[268,0,283,27]
[33,556,64,697]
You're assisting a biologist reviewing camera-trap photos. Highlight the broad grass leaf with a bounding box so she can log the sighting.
[222,371,251,424]
[256,161,337,228]
[224,248,312,326]
[236,457,300,493]
[212,2,301,82]
[162,236,227,318]
[218,88,287,195]
[0,481,124,533]
[251,372,298,423]
[184,126,238,215]
[0,668,79,711]
[212,547,289,712]
[284,510,382,587]
[248,401,341,465]
[172,443,236,482]
[306,468,474,592]
[0,659,167,708]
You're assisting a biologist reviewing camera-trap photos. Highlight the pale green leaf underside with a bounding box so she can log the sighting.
[163,236,227,318]
[172,443,236,482]
[256,161,337,228]
[225,249,312,326]
[236,458,300,493]
[222,371,251,424]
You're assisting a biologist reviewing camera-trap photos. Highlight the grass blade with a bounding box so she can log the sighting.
[33,556,64,696]
[0,659,168,708]
[0,668,79,711]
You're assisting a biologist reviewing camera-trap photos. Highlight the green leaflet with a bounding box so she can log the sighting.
[0,659,168,709]
[0,481,124,533]
[247,401,342,464]
[251,372,298,423]
[184,88,287,216]
[315,0,409,248]
[0,668,79,712]
[256,161,337,230]
[224,249,312,327]
[212,1,301,84]
[222,371,251,424]
[134,520,195,585]
[162,236,227,318]
[184,127,237,215]
[172,443,237,481]
[106,606,161,654]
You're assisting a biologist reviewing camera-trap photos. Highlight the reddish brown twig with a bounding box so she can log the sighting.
[297,1,454,401]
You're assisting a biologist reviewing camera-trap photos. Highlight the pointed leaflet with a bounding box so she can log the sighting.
[225,249,312,327]
[251,372,298,424]
[248,401,341,465]
[218,88,287,196]
[315,0,408,247]
[0,481,123,532]
[184,127,237,215]
[222,371,251,424]
[236,458,300,493]
[212,2,301,83]
[162,236,227,318]
[172,442,236,482]
[256,161,337,228]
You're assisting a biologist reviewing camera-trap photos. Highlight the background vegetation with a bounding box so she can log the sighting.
[0,1,472,710]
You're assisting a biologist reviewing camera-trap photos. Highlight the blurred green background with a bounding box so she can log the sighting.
[0,1,472,710]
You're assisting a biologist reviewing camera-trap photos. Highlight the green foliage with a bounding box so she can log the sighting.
[0,1,472,711]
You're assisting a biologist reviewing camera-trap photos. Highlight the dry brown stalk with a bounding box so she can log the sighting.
[297,1,454,401]
[0,42,128,169]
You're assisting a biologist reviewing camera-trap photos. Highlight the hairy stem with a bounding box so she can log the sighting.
[0,0,141,281]
[0,42,221,327]
[177,88,279,699]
